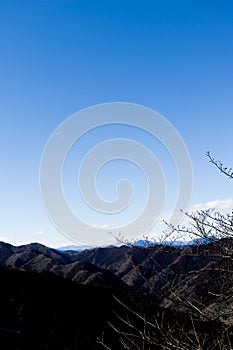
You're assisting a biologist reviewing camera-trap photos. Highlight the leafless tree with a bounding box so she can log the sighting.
[97,153,233,349]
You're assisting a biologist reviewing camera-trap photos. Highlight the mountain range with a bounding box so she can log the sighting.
[0,238,232,325]
[58,237,217,252]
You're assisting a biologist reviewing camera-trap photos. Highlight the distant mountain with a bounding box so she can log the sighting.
[58,242,122,252]
[133,237,219,247]
[58,244,98,252]
[57,238,213,252]
[133,239,186,247]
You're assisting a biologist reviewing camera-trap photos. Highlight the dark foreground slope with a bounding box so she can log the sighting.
[1,264,232,350]
[0,265,114,350]
[0,265,231,350]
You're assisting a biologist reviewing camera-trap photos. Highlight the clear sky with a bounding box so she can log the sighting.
[1,0,233,247]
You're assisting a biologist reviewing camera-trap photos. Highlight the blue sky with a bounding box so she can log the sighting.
[1,0,233,247]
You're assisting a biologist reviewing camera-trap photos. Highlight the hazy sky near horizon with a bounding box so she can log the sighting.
[1,0,233,247]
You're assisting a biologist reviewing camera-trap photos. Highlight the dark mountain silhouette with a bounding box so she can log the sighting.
[0,264,116,349]
[0,239,232,325]
[0,240,232,349]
